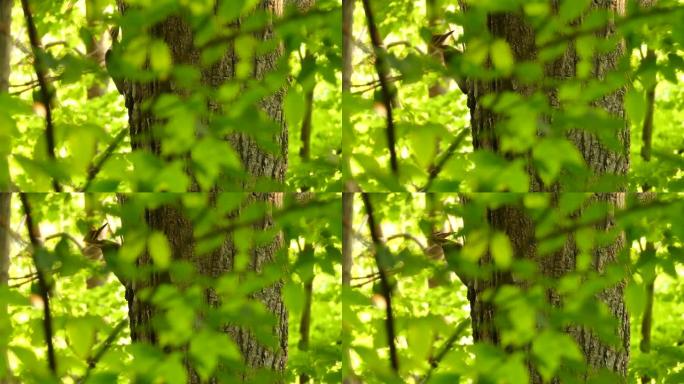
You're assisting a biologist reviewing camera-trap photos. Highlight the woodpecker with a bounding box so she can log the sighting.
[104,27,127,97]
[83,223,125,288]
[427,231,464,288]
[429,30,469,95]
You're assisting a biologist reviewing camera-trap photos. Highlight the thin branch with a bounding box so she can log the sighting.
[20,0,61,192]
[350,268,403,288]
[360,193,399,373]
[9,275,39,288]
[421,318,470,384]
[0,219,29,246]
[44,232,84,252]
[351,37,373,56]
[351,274,381,288]
[538,6,684,50]
[351,75,403,88]
[81,129,128,191]
[79,319,128,383]
[200,8,333,49]
[8,271,38,280]
[298,250,314,384]
[536,199,674,243]
[351,271,380,280]
[385,40,427,55]
[19,193,57,374]
[299,47,315,168]
[640,49,657,163]
[386,233,427,252]
[361,0,398,175]
[351,75,403,94]
[342,193,354,287]
[421,128,470,191]
[194,198,336,242]
[11,37,33,55]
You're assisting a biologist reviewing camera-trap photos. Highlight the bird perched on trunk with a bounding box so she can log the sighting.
[83,223,125,288]
[104,27,127,97]
[426,231,462,288]
[429,30,469,95]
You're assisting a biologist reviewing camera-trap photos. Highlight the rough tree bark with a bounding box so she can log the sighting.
[116,1,287,186]
[459,1,630,382]
[115,1,289,382]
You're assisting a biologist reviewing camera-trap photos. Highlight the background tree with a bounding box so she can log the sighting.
[345,0,684,383]
[110,0,290,380]
[0,0,13,380]
[457,1,631,380]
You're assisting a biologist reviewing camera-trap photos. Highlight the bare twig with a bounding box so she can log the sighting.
[536,199,674,243]
[20,0,61,192]
[538,6,684,50]
[386,233,427,252]
[194,198,336,242]
[299,49,315,167]
[79,319,127,383]
[298,245,314,384]
[351,274,381,288]
[640,49,657,163]
[421,318,470,384]
[351,75,403,88]
[361,0,398,175]
[9,275,39,288]
[81,129,128,191]
[19,193,57,374]
[8,271,38,280]
[361,193,399,373]
[421,128,470,191]
[44,232,84,252]
[200,8,333,49]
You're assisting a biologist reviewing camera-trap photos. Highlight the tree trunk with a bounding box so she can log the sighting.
[460,1,630,382]
[466,194,629,382]
[117,1,287,188]
[126,193,287,382]
[0,193,12,384]
[116,1,288,382]
[0,0,12,192]
[341,192,354,383]
[0,0,13,381]
[0,0,10,94]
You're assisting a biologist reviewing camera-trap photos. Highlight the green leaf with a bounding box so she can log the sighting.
[491,231,513,269]
[625,89,646,127]
[66,317,97,359]
[625,281,646,319]
[148,231,172,269]
[491,39,514,75]
[463,229,489,262]
[559,0,591,22]
[150,40,172,76]
[532,330,583,381]
[532,138,585,185]
[157,353,187,384]
[189,329,241,380]
[407,322,432,362]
